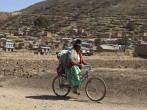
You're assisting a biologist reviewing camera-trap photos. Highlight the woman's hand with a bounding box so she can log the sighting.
[76,64,82,69]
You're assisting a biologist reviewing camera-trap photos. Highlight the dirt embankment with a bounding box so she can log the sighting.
[0,56,147,77]
[0,59,57,77]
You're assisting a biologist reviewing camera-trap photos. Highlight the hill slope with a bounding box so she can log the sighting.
[0,0,147,36]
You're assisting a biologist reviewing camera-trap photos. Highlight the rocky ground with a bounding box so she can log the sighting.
[0,52,147,110]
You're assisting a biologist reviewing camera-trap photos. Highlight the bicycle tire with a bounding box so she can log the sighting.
[85,77,106,101]
[52,75,71,97]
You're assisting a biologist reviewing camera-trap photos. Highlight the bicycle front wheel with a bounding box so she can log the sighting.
[85,77,106,101]
[52,75,71,97]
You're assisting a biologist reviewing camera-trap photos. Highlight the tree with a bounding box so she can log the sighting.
[94,38,101,46]
[126,22,135,31]
[34,16,49,28]
[118,36,128,45]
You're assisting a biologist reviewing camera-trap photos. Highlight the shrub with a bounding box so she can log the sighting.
[34,16,49,28]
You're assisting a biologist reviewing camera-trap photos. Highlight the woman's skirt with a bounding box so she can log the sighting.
[66,66,81,88]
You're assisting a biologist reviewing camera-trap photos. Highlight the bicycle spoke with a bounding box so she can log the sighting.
[52,76,71,97]
[89,81,97,91]
[85,78,106,101]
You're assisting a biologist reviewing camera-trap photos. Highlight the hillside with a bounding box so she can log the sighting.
[0,0,147,36]
[0,12,12,28]
[0,12,11,20]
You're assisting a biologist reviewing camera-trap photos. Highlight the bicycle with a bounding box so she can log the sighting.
[52,65,107,101]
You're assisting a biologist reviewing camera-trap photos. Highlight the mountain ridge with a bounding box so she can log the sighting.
[0,0,147,36]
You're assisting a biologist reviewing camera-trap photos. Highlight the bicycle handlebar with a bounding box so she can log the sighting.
[80,64,92,69]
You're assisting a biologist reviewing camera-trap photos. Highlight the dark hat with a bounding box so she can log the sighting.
[75,39,82,46]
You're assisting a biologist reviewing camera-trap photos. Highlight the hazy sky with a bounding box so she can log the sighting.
[0,0,45,12]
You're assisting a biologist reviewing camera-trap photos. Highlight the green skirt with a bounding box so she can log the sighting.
[66,66,81,88]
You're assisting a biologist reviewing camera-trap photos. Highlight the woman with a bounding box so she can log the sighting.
[66,39,87,95]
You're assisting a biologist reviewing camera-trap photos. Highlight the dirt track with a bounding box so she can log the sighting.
[0,52,147,110]
[0,68,147,110]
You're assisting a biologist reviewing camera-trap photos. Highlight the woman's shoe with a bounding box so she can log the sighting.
[73,91,80,95]
[72,87,80,95]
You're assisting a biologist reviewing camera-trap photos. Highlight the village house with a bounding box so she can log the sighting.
[80,46,94,56]
[105,38,118,44]
[23,28,31,37]
[31,44,39,49]
[0,33,4,37]
[61,38,72,43]
[112,32,122,38]
[0,38,6,47]
[14,40,24,49]
[28,30,48,38]
[26,43,39,51]
[84,39,95,45]
[135,43,147,56]
[142,36,147,42]
[140,32,147,42]
[14,31,24,36]
[97,44,120,52]
[37,45,51,55]
[81,42,93,48]
[141,32,147,37]
[1,39,15,52]
[51,40,61,48]
[97,32,112,38]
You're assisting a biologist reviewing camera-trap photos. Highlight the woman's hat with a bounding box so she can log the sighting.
[75,39,82,46]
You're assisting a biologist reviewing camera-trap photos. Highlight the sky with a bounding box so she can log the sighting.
[0,0,45,12]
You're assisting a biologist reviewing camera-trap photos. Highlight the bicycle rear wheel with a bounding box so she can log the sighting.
[52,75,71,97]
[85,77,106,101]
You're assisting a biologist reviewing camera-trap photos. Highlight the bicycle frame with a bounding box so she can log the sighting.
[60,65,92,88]
[81,65,92,83]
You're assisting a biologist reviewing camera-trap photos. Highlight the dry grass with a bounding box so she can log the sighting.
[0,51,144,61]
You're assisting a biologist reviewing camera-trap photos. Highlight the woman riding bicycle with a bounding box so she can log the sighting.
[66,39,87,95]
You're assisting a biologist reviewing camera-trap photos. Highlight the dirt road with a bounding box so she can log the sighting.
[0,87,146,110]
[0,68,147,110]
